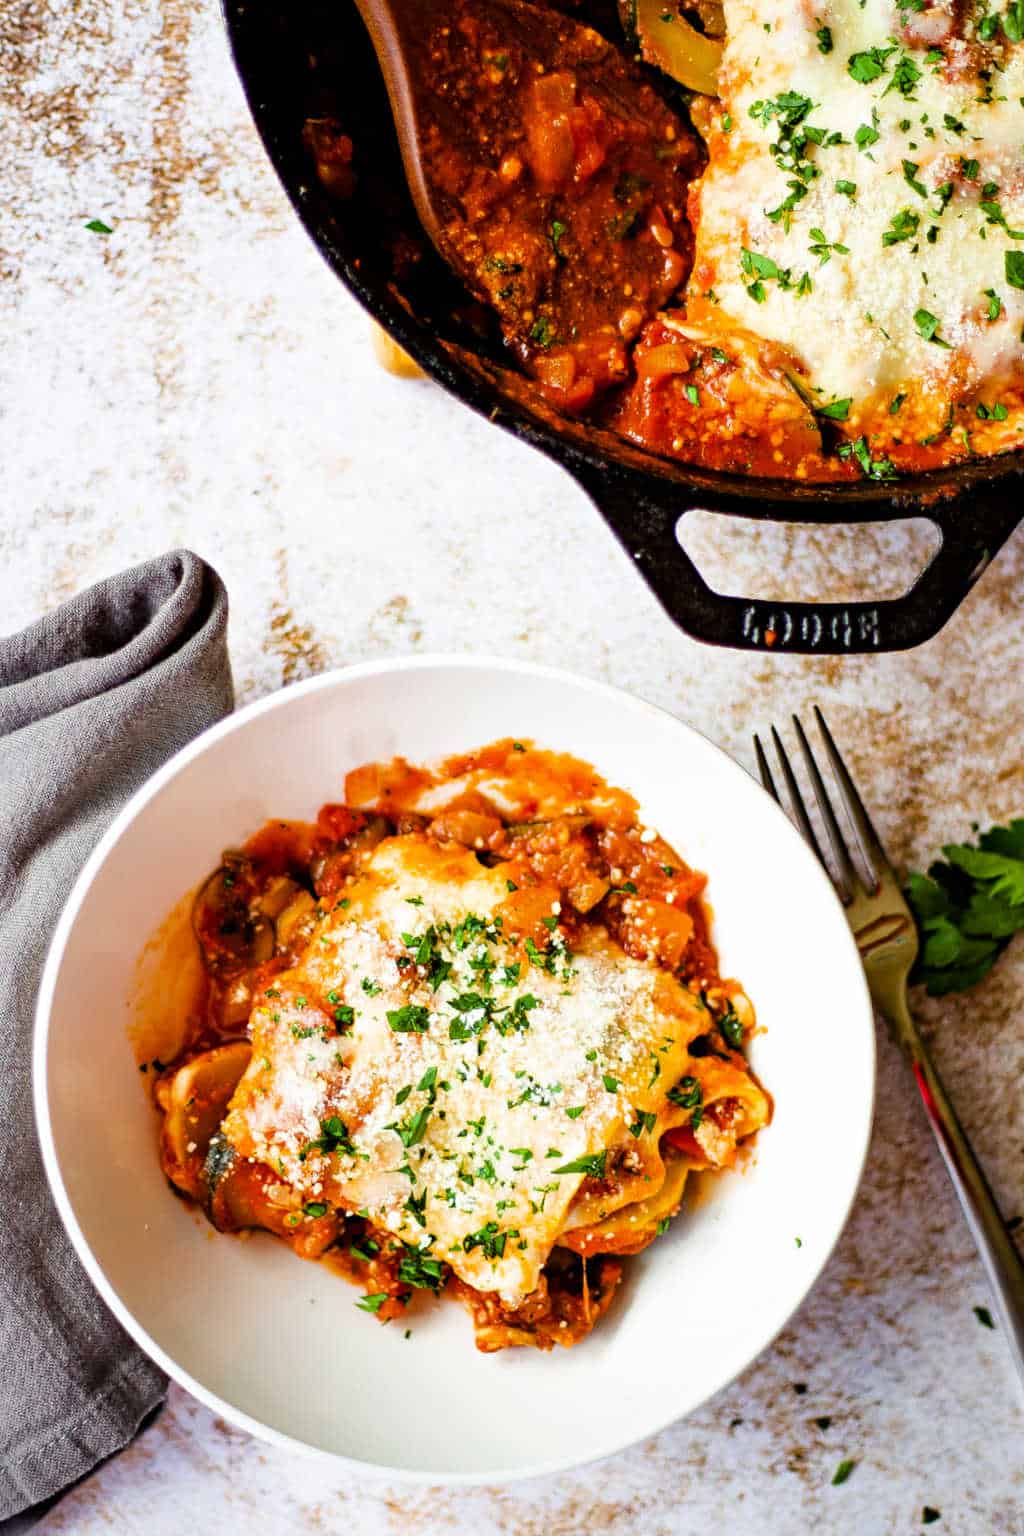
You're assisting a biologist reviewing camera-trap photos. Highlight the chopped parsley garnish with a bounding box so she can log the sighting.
[667,1075,702,1110]
[886,52,922,98]
[565,1105,585,1119]
[817,397,852,421]
[85,218,113,234]
[303,1201,328,1218]
[685,383,700,406]
[552,1151,607,1178]
[902,160,928,198]
[349,1236,380,1262]
[356,1292,389,1314]
[836,180,857,198]
[831,1459,856,1486]
[883,207,920,246]
[976,400,1008,420]
[855,119,880,151]
[398,1249,447,1292]
[718,1003,744,1049]
[914,308,952,348]
[333,1004,355,1029]
[629,1110,657,1137]
[300,1115,358,1160]
[405,895,424,907]
[463,1221,516,1260]
[816,24,833,51]
[839,436,898,480]
[1006,250,1024,290]
[741,247,803,301]
[848,45,894,84]
[922,1510,942,1526]
[405,1189,428,1226]
[809,228,849,264]
[602,1074,620,1093]
[984,288,1002,320]
[889,393,907,414]
[748,92,844,233]
[973,1304,995,1328]
[1005,0,1024,39]
[548,219,568,259]
[361,977,382,996]
[397,1104,433,1147]
[387,1004,431,1033]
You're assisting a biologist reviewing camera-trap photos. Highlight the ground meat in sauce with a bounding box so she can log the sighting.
[385,0,702,411]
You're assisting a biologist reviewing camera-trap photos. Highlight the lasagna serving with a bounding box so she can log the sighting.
[314,0,1024,478]
[151,741,769,1351]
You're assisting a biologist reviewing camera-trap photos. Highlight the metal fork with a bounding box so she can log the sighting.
[755,706,1024,1385]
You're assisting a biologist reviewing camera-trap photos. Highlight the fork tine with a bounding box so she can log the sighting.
[791,715,860,901]
[753,734,779,801]
[769,726,829,872]
[812,705,886,884]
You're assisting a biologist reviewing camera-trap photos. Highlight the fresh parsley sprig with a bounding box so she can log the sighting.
[905,820,1024,995]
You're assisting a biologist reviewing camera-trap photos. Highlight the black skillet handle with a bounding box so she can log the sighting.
[572,467,1022,655]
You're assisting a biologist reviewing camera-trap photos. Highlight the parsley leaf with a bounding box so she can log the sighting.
[387,1004,431,1033]
[356,1292,389,1313]
[905,820,1024,994]
[300,1115,358,1160]
[848,47,893,83]
[914,308,952,348]
[552,1151,607,1178]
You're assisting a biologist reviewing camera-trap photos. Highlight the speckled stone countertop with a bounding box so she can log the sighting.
[4,1,1024,1531]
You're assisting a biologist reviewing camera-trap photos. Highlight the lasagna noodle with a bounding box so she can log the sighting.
[221,833,741,1306]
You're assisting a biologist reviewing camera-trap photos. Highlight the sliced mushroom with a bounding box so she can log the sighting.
[159,1042,252,1199]
[429,808,503,848]
[204,1133,339,1256]
[275,889,318,951]
[192,855,274,976]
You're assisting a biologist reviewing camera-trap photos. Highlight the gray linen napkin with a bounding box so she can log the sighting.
[0,550,233,1521]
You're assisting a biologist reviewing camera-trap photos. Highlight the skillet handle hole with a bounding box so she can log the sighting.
[674,510,942,605]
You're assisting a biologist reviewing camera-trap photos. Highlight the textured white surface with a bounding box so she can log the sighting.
[3,0,1023,1530]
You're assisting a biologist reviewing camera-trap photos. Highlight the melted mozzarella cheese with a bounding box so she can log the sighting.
[224,836,705,1305]
[689,0,1024,437]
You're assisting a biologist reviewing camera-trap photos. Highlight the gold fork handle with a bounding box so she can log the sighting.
[887,995,1024,1385]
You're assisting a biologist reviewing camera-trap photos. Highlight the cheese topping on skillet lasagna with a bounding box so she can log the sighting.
[150,741,770,1351]
[684,0,1024,460]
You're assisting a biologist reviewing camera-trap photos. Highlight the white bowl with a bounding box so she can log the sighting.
[34,657,874,1483]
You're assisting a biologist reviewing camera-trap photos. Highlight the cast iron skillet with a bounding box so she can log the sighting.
[224,0,1024,653]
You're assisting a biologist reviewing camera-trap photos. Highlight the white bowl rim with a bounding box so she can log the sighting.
[33,653,876,1486]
